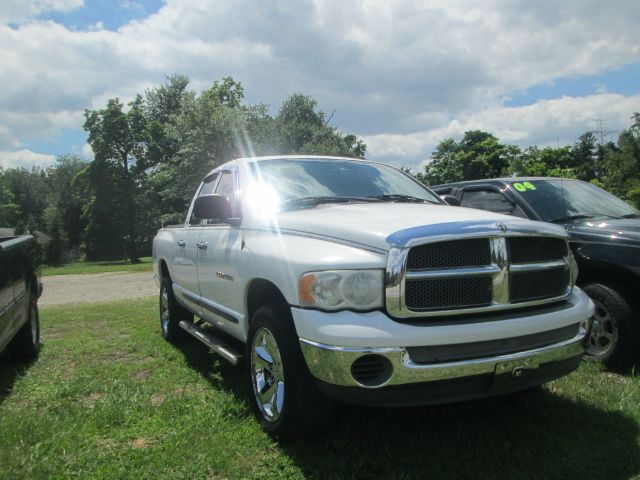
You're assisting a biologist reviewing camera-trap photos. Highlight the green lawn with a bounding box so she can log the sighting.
[1,298,639,479]
[43,257,153,276]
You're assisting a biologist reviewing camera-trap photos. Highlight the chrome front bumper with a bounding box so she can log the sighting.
[299,319,591,389]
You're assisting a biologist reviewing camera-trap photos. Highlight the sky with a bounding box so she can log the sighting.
[1,0,640,171]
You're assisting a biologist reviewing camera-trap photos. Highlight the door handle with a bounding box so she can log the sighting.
[177,240,186,247]
[197,241,208,250]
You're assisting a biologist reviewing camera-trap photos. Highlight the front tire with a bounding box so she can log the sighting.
[159,277,192,341]
[584,283,639,370]
[7,293,40,360]
[246,304,331,441]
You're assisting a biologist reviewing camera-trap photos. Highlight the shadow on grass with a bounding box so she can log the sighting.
[174,336,640,479]
[0,354,37,407]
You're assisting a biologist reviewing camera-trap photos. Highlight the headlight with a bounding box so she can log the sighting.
[299,270,383,310]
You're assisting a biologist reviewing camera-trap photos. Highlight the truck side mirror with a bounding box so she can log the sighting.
[441,195,460,206]
[193,194,232,221]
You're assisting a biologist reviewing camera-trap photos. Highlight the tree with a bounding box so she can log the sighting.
[275,93,366,158]
[571,132,601,181]
[0,167,48,233]
[601,113,640,208]
[0,169,19,227]
[45,155,88,251]
[84,97,147,262]
[514,146,575,178]
[421,131,513,184]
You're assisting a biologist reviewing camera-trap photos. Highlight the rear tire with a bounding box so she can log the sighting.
[7,293,40,360]
[246,303,332,441]
[583,283,639,370]
[159,277,192,342]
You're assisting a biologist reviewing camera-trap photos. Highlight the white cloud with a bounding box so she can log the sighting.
[1,0,640,169]
[0,149,55,169]
[364,93,640,168]
[81,143,93,159]
[0,0,83,23]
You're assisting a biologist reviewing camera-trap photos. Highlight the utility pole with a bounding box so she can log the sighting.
[593,119,618,145]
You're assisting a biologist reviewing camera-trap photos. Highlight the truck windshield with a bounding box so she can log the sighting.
[510,179,639,223]
[247,158,442,210]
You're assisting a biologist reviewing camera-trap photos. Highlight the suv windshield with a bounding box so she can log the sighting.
[510,179,639,223]
[247,158,442,211]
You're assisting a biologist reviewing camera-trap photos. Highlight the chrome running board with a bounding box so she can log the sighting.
[179,320,243,366]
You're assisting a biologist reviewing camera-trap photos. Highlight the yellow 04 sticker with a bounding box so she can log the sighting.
[513,181,537,192]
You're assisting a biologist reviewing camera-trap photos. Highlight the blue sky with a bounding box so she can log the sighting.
[505,63,640,107]
[36,1,164,31]
[1,0,640,169]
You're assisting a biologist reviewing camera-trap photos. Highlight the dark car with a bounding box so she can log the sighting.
[0,235,43,359]
[431,177,640,370]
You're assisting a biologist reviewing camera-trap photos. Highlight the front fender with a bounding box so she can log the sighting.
[239,229,387,307]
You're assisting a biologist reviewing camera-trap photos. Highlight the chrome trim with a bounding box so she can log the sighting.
[406,265,500,280]
[491,237,510,305]
[299,320,589,388]
[386,219,568,248]
[510,260,567,271]
[385,220,573,318]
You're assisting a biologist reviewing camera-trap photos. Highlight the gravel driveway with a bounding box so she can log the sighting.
[40,271,158,306]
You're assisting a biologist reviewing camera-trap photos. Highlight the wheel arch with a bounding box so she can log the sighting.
[158,259,171,281]
[246,278,289,324]
[29,273,40,298]
[577,264,640,308]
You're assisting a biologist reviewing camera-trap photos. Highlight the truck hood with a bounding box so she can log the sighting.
[258,203,539,251]
[567,217,640,247]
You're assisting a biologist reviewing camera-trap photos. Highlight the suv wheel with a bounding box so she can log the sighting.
[584,283,639,370]
[246,303,331,440]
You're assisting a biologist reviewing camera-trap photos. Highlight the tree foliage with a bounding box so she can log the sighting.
[414,116,640,209]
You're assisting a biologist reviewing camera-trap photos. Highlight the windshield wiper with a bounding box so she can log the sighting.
[367,194,432,203]
[550,214,617,223]
[620,213,640,219]
[280,196,382,210]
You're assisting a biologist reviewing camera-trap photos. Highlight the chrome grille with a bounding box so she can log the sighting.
[407,238,491,270]
[405,277,493,310]
[511,268,569,303]
[386,231,573,319]
[508,237,568,263]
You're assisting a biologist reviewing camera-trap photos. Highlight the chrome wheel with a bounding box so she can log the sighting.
[160,286,170,335]
[251,327,285,423]
[587,298,617,358]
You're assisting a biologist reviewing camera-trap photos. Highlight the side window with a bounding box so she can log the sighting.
[460,188,526,218]
[189,172,220,225]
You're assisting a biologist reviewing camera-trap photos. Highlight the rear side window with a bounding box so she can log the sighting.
[461,189,526,217]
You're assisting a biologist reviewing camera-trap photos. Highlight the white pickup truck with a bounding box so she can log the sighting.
[153,155,594,439]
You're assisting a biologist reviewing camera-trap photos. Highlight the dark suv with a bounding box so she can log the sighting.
[1,235,43,360]
[432,178,640,370]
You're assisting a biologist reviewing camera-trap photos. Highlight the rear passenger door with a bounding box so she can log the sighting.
[459,186,528,218]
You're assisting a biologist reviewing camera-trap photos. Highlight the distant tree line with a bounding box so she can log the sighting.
[1,73,638,266]
[0,75,366,264]
[409,113,640,209]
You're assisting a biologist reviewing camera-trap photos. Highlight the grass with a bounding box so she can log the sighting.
[1,298,639,479]
[43,257,153,276]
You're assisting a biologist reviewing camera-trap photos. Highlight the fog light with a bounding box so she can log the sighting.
[350,354,393,388]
